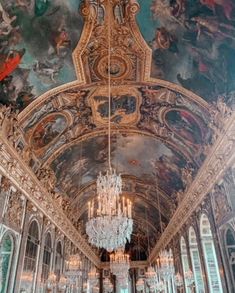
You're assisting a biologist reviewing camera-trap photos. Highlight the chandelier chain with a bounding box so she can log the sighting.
[108,0,111,170]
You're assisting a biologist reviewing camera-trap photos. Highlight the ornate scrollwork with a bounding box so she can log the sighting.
[4,191,25,229]
[36,166,56,192]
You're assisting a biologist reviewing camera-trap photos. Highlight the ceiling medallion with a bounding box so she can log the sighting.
[85,0,133,252]
[95,54,131,80]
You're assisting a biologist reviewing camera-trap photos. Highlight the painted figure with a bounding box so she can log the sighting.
[31,114,67,149]
[0,49,25,81]
[165,109,203,144]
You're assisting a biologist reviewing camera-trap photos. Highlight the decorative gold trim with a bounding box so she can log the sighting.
[0,136,100,266]
[149,112,235,263]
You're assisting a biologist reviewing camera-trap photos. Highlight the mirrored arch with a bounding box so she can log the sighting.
[55,241,63,280]
[0,233,14,293]
[188,226,205,293]
[200,214,223,293]
[180,237,190,293]
[41,232,52,290]
[21,220,40,292]
[225,228,235,287]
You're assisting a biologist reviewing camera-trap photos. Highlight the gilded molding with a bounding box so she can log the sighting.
[0,136,100,267]
[149,112,235,263]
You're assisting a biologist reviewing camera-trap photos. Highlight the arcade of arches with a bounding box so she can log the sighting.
[0,0,235,292]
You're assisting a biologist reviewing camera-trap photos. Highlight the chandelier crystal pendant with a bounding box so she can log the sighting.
[85,0,133,252]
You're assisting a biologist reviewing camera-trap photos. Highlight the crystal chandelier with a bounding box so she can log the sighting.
[136,278,145,292]
[185,269,194,288]
[145,266,157,287]
[145,267,165,292]
[65,254,82,290]
[157,249,174,280]
[47,272,57,291]
[88,267,99,287]
[85,0,133,252]
[103,278,113,293]
[110,248,130,278]
[86,177,133,251]
[58,275,67,292]
[175,272,183,288]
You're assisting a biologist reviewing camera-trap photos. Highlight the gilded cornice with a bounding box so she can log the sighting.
[149,111,235,263]
[0,135,100,267]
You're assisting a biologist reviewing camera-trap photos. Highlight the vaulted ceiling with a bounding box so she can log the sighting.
[0,0,234,260]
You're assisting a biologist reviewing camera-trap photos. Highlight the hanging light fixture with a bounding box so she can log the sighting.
[110,248,130,278]
[175,272,183,288]
[65,253,82,291]
[157,249,174,281]
[145,206,158,290]
[47,272,57,291]
[145,267,165,292]
[185,269,194,289]
[103,277,113,293]
[85,1,133,252]
[88,267,99,287]
[136,278,145,292]
[155,170,175,281]
[145,266,157,288]
[58,275,67,292]
[110,248,130,289]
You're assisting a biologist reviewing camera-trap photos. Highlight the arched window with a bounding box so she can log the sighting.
[189,226,205,293]
[200,214,223,292]
[225,228,235,285]
[41,233,52,284]
[180,237,190,293]
[21,220,40,292]
[55,241,63,280]
[0,233,14,293]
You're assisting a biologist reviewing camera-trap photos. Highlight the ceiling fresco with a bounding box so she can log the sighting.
[2,0,234,260]
[1,0,234,111]
[0,0,82,110]
[138,0,235,103]
[51,134,188,198]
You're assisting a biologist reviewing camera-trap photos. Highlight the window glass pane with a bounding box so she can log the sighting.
[0,234,13,293]
[20,221,39,292]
